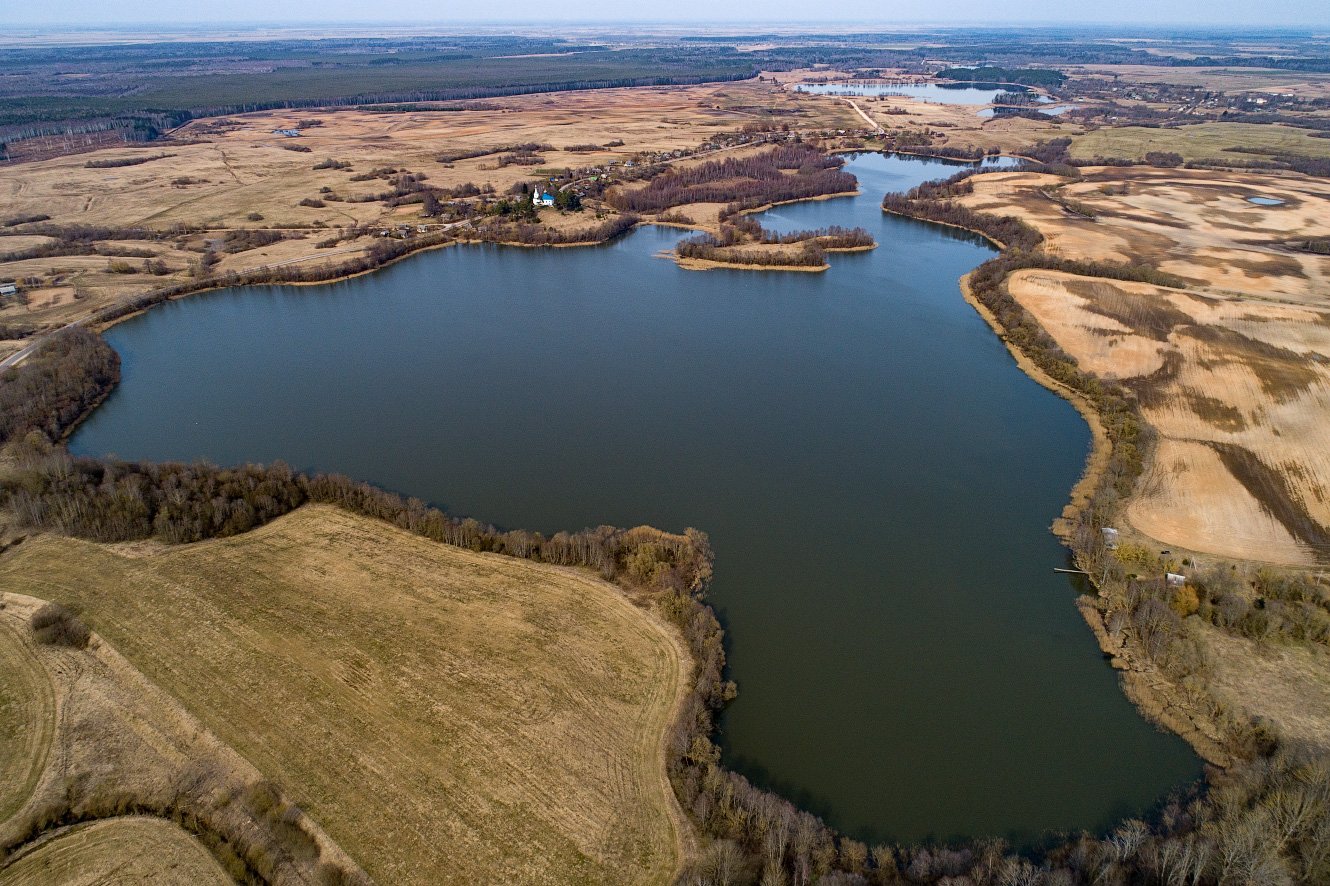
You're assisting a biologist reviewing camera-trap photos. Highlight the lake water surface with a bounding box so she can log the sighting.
[72,153,1200,845]
[796,81,1037,105]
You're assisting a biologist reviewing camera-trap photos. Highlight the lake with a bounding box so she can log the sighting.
[795,81,1038,105]
[71,152,1200,845]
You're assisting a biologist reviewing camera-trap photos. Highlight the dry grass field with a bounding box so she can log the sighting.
[959,167,1330,566]
[1069,65,1330,99]
[1204,631,1330,754]
[0,505,691,885]
[0,619,53,827]
[1071,122,1330,164]
[0,591,367,884]
[0,817,231,886]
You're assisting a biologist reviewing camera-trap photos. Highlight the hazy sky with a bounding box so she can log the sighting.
[1,0,1324,27]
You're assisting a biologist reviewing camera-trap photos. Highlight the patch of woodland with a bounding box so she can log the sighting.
[474,212,637,246]
[83,152,173,168]
[607,144,857,214]
[29,601,90,648]
[676,218,873,269]
[0,327,119,446]
[435,142,553,164]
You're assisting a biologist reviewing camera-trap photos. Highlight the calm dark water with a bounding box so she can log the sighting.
[72,153,1199,844]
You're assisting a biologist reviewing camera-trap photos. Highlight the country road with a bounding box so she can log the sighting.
[843,98,883,133]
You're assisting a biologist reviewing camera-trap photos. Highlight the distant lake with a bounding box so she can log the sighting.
[795,81,1038,105]
[72,152,1199,846]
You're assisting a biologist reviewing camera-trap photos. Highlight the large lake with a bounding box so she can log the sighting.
[72,152,1199,845]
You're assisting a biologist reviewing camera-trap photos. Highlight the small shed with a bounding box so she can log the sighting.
[1166,572,1187,588]
[0,283,17,296]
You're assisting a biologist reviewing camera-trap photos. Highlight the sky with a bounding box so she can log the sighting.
[0,0,1324,27]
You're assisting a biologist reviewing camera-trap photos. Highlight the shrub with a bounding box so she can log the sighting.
[30,603,91,648]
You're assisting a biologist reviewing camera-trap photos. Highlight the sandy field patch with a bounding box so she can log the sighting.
[1006,264,1330,565]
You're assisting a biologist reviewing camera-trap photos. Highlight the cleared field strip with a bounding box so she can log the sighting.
[0,817,231,886]
[0,618,55,825]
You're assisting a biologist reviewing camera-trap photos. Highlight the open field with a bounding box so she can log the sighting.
[0,619,53,825]
[1069,65,1330,98]
[959,167,1330,566]
[0,817,230,886]
[0,591,367,883]
[0,504,691,885]
[1071,122,1330,164]
[1204,631,1330,754]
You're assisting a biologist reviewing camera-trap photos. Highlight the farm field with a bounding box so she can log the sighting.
[960,166,1330,566]
[0,505,691,885]
[0,817,231,886]
[0,589,367,884]
[1069,64,1330,98]
[1070,122,1330,164]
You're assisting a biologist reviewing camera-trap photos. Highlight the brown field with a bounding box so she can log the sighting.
[957,166,1330,566]
[1069,64,1330,98]
[0,817,231,886]
[1204,631,1330,754]
[959,166,1330,566]
[1071,122,1330,164]
[0,591,367,883]
[0,504,692,885]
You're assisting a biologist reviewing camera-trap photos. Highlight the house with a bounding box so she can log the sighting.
[531,189,556,207]
[272,128,301,138]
